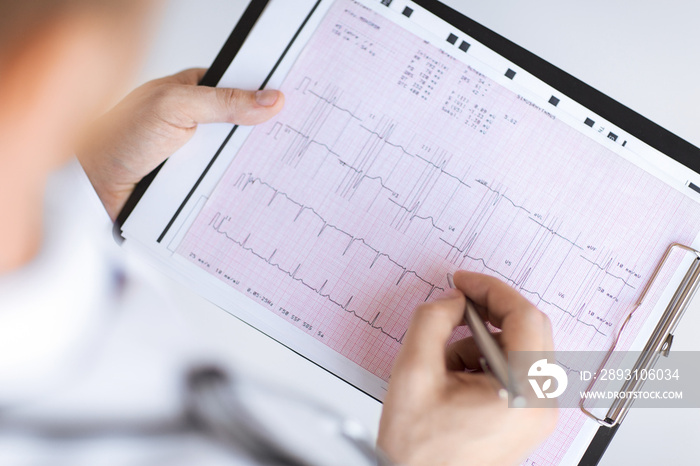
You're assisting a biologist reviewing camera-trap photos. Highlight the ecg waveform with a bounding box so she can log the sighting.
[177,1,700,464]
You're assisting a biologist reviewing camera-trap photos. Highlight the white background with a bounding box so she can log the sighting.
[133,1,700,464]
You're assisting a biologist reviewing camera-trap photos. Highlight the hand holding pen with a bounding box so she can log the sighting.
[447,272,526,407]
[378,271,558,466]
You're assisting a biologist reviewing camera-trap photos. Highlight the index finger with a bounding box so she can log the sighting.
[152,68,208,86]
[452,271,554,353]
[391,289,466,382]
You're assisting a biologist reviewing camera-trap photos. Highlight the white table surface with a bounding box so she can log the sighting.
[134,1,700,464]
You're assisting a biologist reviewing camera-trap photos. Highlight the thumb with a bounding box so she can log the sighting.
[165,85,285,128]
[392,288,466,382]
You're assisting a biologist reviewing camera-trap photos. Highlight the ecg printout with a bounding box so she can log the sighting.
[176,1,700,463]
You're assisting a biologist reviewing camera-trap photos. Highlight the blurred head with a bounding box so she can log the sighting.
[0,0,161,171]
[0,0,161,272]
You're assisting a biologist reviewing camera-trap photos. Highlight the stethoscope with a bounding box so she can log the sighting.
[0,365,395,466]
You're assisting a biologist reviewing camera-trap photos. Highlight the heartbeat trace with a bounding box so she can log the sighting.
[210,70,646,341]
[289,81,474,192]
[232,174,442,293]
[210,211,410,344]
[192,69,649,346]
[216,170,634,339]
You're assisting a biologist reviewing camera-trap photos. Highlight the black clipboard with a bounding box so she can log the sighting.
[114,1,700,464]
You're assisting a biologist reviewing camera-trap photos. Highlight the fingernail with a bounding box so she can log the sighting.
[435,288,461,301]
[255,89,279,107]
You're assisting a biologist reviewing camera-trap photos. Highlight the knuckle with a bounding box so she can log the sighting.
[150,83,181,111]
[220,87,245,107]
[179,68,204,83]
[411,302,433,320]
[542,312,554,333]
[218,88,253,121]
[414,301,436,314]
[521,303,550,327]
[413,301,453,321]
[154,83,181,100]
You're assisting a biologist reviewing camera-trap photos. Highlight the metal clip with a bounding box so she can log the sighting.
[580,243,700,427]
[661,334,673,357]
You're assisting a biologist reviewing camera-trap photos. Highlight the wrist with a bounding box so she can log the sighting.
[77,152,133,221]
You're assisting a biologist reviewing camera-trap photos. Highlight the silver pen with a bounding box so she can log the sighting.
[447,273,526,407]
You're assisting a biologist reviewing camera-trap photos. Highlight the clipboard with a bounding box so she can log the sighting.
[114,1,700,464]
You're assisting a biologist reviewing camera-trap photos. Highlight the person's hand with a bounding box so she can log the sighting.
[378,271,558,466]
[77,68,284,220]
